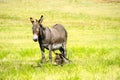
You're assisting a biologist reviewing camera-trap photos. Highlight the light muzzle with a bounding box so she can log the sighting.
[33,34,38,42]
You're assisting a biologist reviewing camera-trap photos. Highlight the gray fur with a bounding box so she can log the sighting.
[30,16,67,63]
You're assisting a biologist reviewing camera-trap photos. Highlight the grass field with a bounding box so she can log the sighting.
[0,0,120,80]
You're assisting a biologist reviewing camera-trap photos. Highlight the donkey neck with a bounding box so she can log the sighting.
[39,24,45,39]
[40,24,45,30]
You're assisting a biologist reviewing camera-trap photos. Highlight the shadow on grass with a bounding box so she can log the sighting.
[0,59,71,69]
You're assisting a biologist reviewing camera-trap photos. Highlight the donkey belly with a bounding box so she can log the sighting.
[52,43,62,50]
[42,43,62,50]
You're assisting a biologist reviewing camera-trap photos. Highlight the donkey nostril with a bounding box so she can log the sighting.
[33,39,37,42]
[33,34,38,42]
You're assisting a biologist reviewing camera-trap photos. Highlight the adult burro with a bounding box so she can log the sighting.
[30,15,67,64]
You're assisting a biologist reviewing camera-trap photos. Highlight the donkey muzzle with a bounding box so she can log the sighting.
[33,34,38,42]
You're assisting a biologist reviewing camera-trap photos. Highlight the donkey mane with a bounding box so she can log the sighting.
[40,24,45,30]
[39,24,46,40]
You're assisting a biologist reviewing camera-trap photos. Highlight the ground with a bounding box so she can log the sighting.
[0,0,120,80]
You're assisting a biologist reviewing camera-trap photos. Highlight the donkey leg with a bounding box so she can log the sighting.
[63,42,67,58]
[49,45,52,63]
[49,50,52,63]
[40,45,45,63]
[59,47,66,58]
[41,49,45,63]
[59,47,64,54]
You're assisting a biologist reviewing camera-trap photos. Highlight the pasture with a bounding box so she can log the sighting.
[0,0,120,80]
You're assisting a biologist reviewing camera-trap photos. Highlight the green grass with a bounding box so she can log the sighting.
[0,0,120,80]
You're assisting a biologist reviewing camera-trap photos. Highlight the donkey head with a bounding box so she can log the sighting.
[30,15,43,42]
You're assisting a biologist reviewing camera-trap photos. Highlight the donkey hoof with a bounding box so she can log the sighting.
[40,60,45,64]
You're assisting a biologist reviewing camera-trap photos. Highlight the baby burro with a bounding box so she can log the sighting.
[54,53,70,66]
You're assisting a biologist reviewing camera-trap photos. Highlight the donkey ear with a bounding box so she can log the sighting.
[30,17,34,24]
[38,15,43,23]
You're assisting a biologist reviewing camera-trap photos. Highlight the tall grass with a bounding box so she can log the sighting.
[0,0,120,80]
